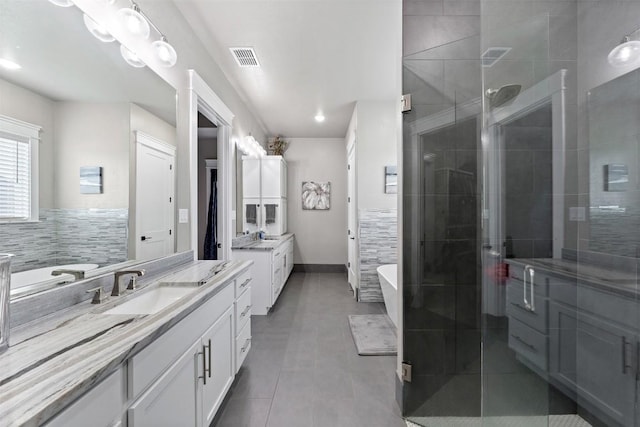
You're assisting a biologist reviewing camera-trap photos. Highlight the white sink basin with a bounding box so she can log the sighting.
[103,286,197,315]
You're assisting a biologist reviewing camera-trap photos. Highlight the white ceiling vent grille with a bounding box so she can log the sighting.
[230,47,260,68]
[481,47,511,67]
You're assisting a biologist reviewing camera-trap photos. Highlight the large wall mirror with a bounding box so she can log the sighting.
[0,0,177,297]
[588,70,640,257]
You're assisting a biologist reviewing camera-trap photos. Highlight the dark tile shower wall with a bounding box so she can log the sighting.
[402,117,481,417]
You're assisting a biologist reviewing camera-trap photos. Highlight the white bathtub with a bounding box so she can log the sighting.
[11,264,99,290]
[377,264,397,329]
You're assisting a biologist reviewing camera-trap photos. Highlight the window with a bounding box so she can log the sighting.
[0,115,40,222]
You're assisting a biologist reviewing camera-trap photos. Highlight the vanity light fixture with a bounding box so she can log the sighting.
[152,36,178,67]
[48,0,74,7]
[0,58,21,70]
[83,14,115,43]
[116,1,178,67]
[608,28,640,67]
[118,3,150,39]
[120,45,146,68]
[238,135,266,158]
[314,114,325,123]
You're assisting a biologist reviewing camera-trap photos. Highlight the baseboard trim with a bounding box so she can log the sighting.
[293,264,347,273]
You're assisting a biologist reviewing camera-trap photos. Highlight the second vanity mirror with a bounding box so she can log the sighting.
[0,1,177,298]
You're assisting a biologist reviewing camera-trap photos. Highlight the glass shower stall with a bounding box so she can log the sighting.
[402,1,640,426]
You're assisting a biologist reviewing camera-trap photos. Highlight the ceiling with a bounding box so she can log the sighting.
[176,0,401,138]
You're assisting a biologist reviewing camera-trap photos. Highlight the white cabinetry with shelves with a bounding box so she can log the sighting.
[232,236,294,315]
[242,156,287,235]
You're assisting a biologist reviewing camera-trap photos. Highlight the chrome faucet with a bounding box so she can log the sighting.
[112,270,145,296]
[51,269,86,280]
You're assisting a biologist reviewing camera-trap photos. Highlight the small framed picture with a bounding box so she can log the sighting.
[385,166,397,194]
[302,181,330,210]
[604,164,628,192]
[80,166,103,194]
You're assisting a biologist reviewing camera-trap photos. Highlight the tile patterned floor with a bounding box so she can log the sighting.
[212,272,406,427]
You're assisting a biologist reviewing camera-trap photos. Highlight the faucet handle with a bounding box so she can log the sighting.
[86,286,104,304]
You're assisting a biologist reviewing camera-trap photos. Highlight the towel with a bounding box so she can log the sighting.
[245,204,257,224]
[265,204,277,224]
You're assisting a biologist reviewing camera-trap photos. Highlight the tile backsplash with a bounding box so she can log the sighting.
[0,208,128,272]
[359,208,398,302]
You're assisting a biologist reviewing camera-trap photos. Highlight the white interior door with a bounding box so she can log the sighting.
[347,138,358,297]
[135,133,176,260]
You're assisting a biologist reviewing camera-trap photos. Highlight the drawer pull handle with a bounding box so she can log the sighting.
[241,305,252,317]
[207,338,212,378]
[240,278,251,288]
[241,338,252,353]
[198,340,211,385]
[622,336,632,374]
[523,265,535,312]
[511,334,537,353]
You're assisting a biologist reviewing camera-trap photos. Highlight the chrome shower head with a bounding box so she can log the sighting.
[485,84,522,108]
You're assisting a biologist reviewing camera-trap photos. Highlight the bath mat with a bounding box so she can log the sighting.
[348,314,397,356]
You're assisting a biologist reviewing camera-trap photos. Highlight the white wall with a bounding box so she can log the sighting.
[53,102,130,209]
[0,78,55,209]
[354,101,398,210]
[286,138,347,265]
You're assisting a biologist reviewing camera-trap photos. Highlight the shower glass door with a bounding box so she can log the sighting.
[480,1,558,425]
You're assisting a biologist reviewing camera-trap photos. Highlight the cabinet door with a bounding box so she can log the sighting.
[202,307,235,426]
[575,312,636,426]
[548,301,577,393]
[45,368,125,427]
[261,157,282,198]
[128,341,199,427]
[242,158,261,198]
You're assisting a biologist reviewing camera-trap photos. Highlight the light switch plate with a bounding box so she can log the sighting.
[569,207,585,221]
[178,209,189,223]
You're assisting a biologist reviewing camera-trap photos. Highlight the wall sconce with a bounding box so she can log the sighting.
[49,0,178,68]
[237,135,266,158]
[608,28,640,67]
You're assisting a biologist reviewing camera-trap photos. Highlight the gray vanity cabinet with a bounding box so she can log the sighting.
[575,312,636,426]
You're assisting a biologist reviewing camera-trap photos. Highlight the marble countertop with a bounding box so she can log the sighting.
[505,257,637,296]
[0,260,251,427]
[231,233,294,251]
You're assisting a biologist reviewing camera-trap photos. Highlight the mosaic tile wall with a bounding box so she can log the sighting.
[0,208,128,272]
[358,208,397,302]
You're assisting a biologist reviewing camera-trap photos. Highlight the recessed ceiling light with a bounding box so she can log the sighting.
[314,114,325,123]
[0,58,21,70]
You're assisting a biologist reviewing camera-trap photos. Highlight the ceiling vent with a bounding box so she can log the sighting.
[230,47,260,68]
[481,47,511,67]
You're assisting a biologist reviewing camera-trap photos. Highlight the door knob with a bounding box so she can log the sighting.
[140,236,152,241]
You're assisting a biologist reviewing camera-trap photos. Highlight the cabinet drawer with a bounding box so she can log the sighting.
[506,281,547,332]
[129,284,234,399]
[45,368,125,427]
[235,287,252,335]
[236,321,252,371]
[508,266,549,296]
[235,269,252,297]
[508,317,547,371]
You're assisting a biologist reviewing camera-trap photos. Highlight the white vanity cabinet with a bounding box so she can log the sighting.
[232,236,294,315]
[128,285,236,427]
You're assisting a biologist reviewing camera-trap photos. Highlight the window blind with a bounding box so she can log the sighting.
[0,134,31,220]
